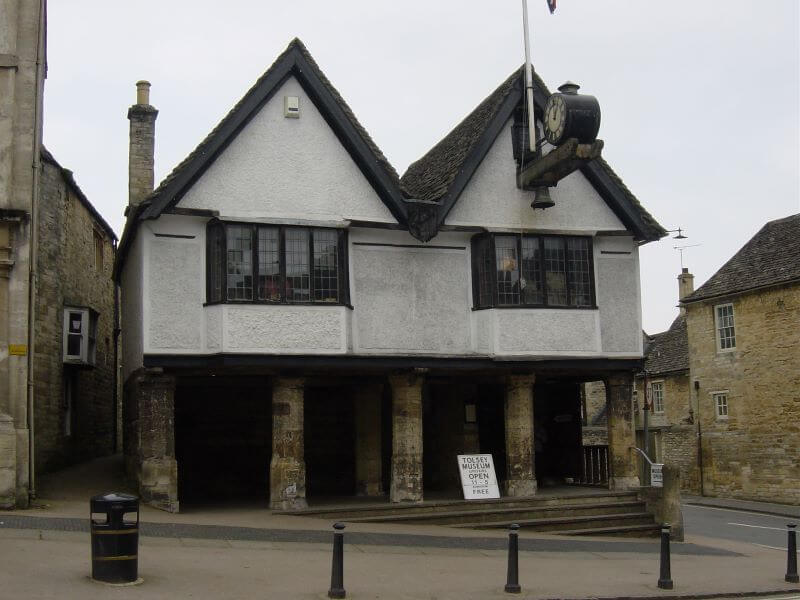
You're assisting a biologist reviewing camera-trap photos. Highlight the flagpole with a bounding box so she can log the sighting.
[522,0,537,153]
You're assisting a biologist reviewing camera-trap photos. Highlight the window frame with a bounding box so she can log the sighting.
[471,232,596,310]
[205,220,350,307]
[712,391,729,420]
[649,380,665,415]
[714,302,736,352]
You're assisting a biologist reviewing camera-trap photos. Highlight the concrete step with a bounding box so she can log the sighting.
[455,512,657,532]
[345,501,647,526]
[286,491,638,520]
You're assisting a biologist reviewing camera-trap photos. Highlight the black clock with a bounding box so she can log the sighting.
[543,82,601,146]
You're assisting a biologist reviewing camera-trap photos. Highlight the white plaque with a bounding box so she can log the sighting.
[651,463,664,488]
[457,454,500,500]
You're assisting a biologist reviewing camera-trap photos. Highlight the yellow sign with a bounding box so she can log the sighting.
[8,344,27,356]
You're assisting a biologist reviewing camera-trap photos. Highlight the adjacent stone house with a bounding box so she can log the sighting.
[682,214,800,504]
[115,39,666,512]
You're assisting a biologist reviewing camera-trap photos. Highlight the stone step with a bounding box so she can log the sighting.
[286,491,638,520]
[455,512,657,532]
[345,501,647,526]
[555,524,663,538]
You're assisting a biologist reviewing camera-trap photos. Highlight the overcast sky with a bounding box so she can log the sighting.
[43,0,799,334]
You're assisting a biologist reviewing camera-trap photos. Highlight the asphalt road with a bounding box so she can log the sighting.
[683,502,799,551]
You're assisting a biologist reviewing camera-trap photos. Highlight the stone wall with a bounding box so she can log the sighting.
[33,158,117,473]
[686,284,800,504]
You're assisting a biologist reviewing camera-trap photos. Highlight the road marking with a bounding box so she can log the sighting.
[753,543,792,551]
[728,522,787,532]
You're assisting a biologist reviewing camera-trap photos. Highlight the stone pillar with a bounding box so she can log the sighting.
[136,372,179,512]
[605,372,639,490]
[0,413,16,508]
[354,383,383,496]
[269,378,307,511]
[389,374,423,503]
[504,374,537,497]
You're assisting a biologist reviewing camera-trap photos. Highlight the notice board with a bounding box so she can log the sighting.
[457,454,500,500]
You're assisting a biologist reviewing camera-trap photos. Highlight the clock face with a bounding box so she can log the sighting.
[544,95,567,145]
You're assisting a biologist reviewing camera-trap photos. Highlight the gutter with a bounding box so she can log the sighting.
[26,0,46,502]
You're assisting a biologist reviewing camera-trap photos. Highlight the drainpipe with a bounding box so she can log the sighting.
[112,238,120,453]
[26,0,47,502]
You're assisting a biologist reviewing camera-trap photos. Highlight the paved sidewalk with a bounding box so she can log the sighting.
[684,495,800,520]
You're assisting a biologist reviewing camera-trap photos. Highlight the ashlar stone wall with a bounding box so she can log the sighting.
[686,284,800,504]
[33,159,117,473]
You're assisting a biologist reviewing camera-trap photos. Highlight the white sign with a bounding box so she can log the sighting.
[651,463,664,488]
[457,454,500,500]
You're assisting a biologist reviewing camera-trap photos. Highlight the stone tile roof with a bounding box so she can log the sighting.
[683,213,800,303]
[40,146,118,241]
[399,68,666,241]
[644,315,688,375]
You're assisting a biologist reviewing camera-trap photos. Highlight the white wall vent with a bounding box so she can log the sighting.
[284,95,300,118]
[63,307,97,366]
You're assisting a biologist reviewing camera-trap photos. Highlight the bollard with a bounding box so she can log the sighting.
[787,523,799,584]
[504,523,521,594]
[328,522,346,599]
[658,523,674,590]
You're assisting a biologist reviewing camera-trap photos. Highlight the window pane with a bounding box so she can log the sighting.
[285,229,310,302]
[495,236,520,305]
[544,237,567,306]
[313,230,339,302]
[521,237,543,305]
[257,227,281,301]
[567,238,592,307]
[651,382,664,414]
[226,225,253,300]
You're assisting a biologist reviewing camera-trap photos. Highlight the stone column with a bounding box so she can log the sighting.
[354,383,383,497]
[389,374,423,503]
[605,372,639,490]
[504,374,537,497]
[270,378,307,511]
[136,371,179,512]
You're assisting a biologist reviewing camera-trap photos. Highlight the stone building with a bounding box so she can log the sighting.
[115,39,666,512]
[0,0,46,508]
[35,149,119,473]
[682,214,800,504]
[1,0,119,508]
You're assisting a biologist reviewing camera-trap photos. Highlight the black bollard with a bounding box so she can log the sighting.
[504,523,521,594]
[658,523,674,590]
[786,523,799,584]
[328,523,346,599]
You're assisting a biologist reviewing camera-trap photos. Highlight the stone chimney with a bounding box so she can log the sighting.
[127,81,158,208]
[678,267,694,315]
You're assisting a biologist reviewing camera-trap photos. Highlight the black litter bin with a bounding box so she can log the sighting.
[90,492,139,583]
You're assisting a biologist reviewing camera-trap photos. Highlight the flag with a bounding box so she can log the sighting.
[546,0,556,14]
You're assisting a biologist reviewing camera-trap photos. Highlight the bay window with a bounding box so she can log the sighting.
[471,233,595,309]
[206,221,348,305]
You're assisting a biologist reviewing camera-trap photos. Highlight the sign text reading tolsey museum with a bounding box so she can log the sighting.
[457,454,500,500]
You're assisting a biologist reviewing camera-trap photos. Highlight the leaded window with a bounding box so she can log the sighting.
[206,221,348,305]
[715,303,736,351]
[471,233,595,309]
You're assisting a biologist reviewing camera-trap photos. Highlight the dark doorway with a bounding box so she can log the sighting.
[175,377,271,504]
[476,384,506,489]
[304,386,355,497]
[534,382,582,485]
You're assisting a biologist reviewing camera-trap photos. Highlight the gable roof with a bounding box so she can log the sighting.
[643,315,688,376]
[41,147,117,242]
[683,213,800,303]
[140,38,404,222]
[400,68,666,243]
